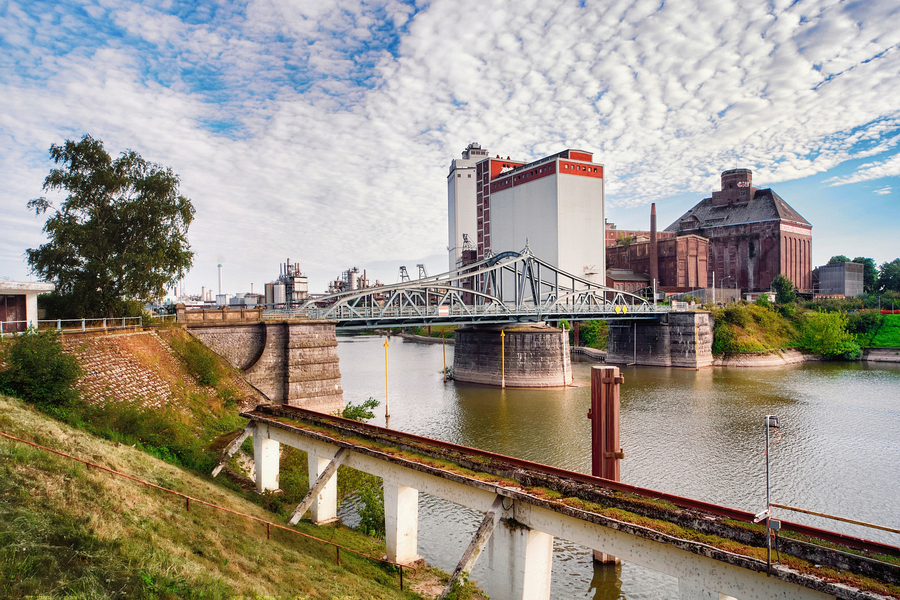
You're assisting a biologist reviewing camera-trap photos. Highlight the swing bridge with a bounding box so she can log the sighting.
[265,247,667,329]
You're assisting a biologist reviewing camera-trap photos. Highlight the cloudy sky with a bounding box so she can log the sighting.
[2,0,898,295]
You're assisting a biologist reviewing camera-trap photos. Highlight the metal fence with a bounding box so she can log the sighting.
[0,316,144,337]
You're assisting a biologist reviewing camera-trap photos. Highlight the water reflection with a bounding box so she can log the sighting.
[337,335,900,599]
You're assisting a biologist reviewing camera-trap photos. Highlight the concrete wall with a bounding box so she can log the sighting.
[607,312,714,368]
[453,324,572,387]
[189,321,343,412]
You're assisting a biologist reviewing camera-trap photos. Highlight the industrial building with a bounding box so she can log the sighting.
[665,169,812,292]
[448,144,606,283]
[605,203,709,293]
[604,219,675,247]
[818,261,864,297]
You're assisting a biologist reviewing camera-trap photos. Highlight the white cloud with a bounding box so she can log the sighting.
[823,153,900,186]
[874,187,892,195]
[2,0,900,290]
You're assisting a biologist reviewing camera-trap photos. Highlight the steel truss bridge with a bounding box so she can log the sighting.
[265,248,668,330]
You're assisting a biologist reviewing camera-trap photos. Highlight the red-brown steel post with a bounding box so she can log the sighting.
[589,365,624,563]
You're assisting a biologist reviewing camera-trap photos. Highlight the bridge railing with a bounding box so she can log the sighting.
[265,301,665,324]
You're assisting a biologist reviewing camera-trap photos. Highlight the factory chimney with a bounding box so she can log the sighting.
[650,203,659,289]
[201,286,206,302]
[218,264,223,295]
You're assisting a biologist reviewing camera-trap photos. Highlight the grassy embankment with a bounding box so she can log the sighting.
[0,395,431,599]
[871,314,900,347]
[0,328,460,599]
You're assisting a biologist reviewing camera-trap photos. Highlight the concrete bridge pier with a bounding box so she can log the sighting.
[453,323,572,388]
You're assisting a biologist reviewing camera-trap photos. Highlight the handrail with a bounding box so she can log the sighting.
[1,317,143,336]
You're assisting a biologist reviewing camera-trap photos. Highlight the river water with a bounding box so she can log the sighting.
[335,335,900,599]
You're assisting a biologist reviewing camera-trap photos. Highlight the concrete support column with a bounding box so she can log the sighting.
[253,425,280,492]
[485,518,553,600]
[678,579,717,599]
[384,479,421,564]
[307,449,339,524]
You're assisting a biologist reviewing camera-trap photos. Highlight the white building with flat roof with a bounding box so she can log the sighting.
[1,281,55,334]
[467,148,605,283]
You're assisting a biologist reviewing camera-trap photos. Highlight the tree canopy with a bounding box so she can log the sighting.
[27,135,195,318]
[879,259,900,293]
[771,274,796,304]
[827,255,851,264]
[852,257,879,293]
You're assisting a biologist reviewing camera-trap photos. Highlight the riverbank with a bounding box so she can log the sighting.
[397,332,455,345]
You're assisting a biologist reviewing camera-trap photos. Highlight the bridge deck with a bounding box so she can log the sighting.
[242,404,900,599]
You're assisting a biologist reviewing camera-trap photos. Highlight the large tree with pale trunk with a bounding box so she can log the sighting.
[27,135,195,318]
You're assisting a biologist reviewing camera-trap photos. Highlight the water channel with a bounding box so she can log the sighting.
[335,334,900,599]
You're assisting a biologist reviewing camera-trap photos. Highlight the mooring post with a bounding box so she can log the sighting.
[589,365,625,563]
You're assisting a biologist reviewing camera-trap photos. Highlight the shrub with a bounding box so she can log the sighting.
[339,397,379,421]
[0,328,82,408]
[578,320,609,350]
[799,312,860,359]
[170,335,221,386]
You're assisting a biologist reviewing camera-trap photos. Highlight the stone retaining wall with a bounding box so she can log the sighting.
[188,320,343,413]
[863,348,900,363]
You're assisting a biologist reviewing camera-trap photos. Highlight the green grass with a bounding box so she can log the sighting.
[871,314,900,348]
[0,395,428,599]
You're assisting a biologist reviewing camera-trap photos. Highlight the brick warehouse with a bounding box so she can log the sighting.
[665,169,812,292]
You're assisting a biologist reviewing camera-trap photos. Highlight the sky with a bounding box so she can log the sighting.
[2,0,898,296]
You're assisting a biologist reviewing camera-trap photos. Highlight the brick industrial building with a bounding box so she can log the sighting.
[605,203,709,293]
[665,169,812,292]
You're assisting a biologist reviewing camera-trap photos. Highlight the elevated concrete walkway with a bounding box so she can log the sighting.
[229,404,899,600]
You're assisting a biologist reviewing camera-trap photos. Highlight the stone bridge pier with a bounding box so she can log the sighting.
[182,315,343,412]
[607,311,713,368]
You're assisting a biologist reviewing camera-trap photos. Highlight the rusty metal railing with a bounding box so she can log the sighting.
[0,430,417,589]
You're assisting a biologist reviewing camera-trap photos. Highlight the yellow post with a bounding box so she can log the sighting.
[383,338,390,421]
[442,330,447,382]
[500,330,506,389]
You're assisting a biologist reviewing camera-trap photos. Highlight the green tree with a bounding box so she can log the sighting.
[799,312,860,359]
[827,255,851,264]
[27,135,195,318]
[0,329,82,409]
[852,257,879,294]
[771,274,796,304]
[879,259,900,292]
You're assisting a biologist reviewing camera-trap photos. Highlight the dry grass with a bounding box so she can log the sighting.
[0,395,428,599]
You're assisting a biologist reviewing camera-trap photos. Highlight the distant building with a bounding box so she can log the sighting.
[0,281,55,333]
[607,235,709,292]
[606,269,651,294]
[818,261,864,297]
[604,219,674,247]
[665,169,812,292]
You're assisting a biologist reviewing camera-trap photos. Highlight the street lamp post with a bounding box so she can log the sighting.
[756,415,782,575]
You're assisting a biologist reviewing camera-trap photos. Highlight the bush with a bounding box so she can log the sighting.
[170,335,221,386]
[0,328,82,408]
[339,397,379,421]
[799,312,860,359]
[577,320,609,350]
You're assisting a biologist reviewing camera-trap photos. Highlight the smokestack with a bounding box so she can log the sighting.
[218,264,223,295]
[650,203,659,289]
[201,286,206,301]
